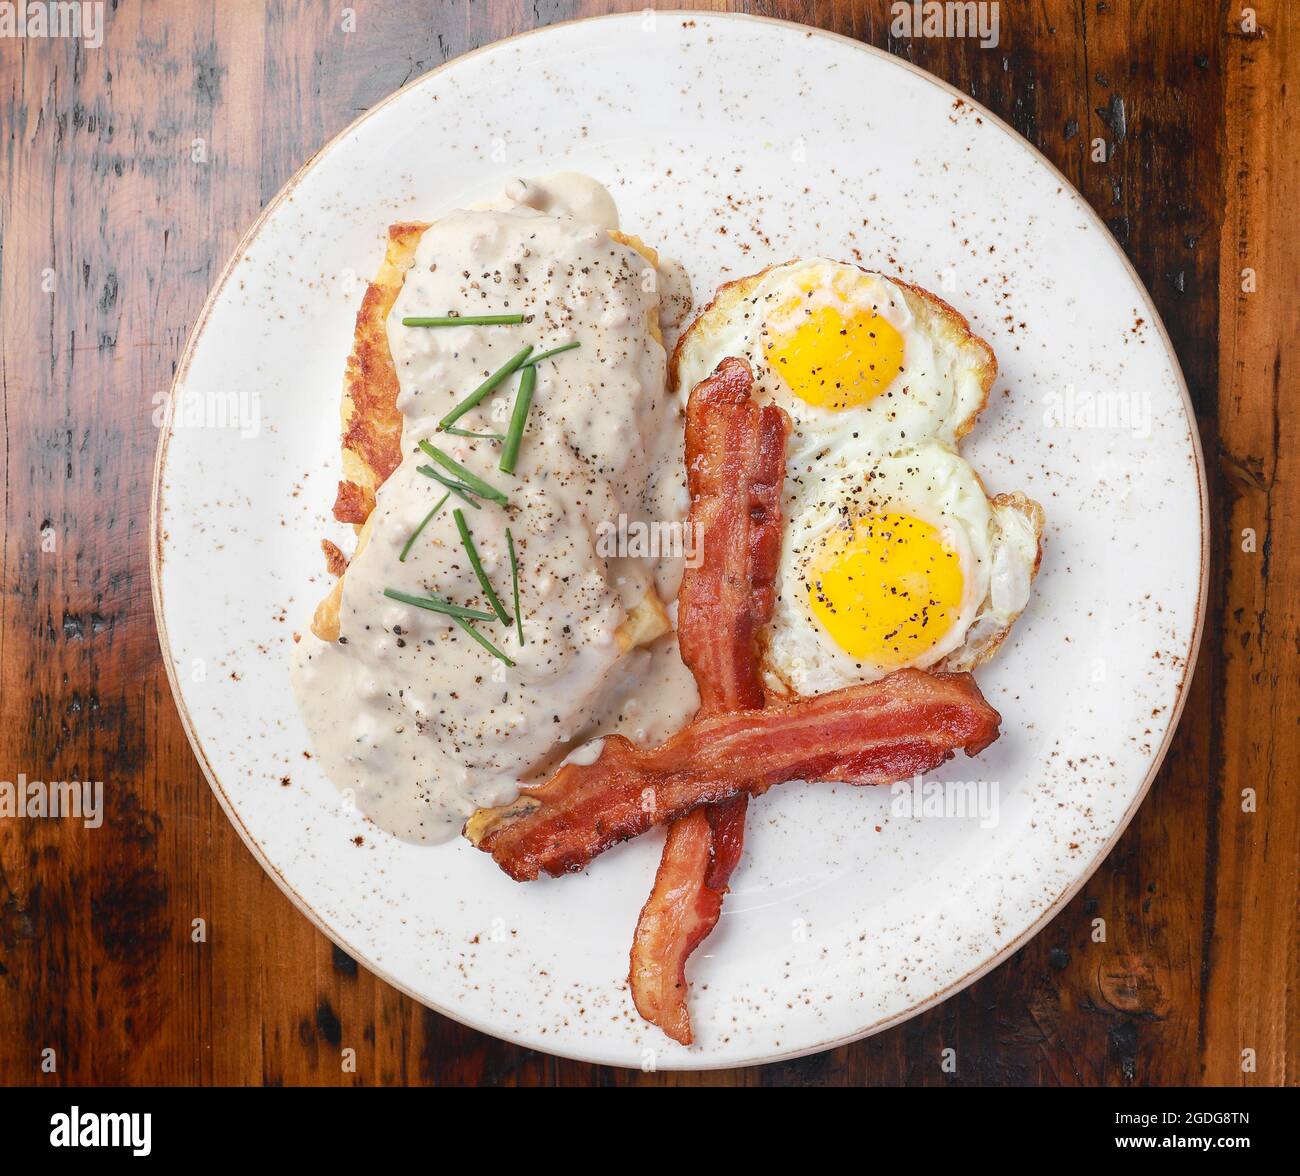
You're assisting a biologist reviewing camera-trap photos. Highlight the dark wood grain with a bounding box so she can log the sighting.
[0,0,1292,1086]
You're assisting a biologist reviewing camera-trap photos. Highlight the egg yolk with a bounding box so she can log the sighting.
[807,512,963,666]
[763,290,905,410]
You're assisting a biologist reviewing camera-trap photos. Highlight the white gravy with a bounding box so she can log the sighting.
[292,176,698,843]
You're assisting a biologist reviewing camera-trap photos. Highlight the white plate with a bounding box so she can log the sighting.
[152,12,1207,1069]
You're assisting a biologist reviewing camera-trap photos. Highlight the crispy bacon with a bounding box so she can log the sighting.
[628,811,726,1044]
[467,669,1001,882]
[630,358,788,1044]
[630,793,751,1043]
[674,357,784,714]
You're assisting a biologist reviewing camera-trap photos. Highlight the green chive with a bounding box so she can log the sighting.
[453,509,511,626]
[443,425,506,440]
[450,615,515,666]
[507,527,524,647]
[498,363,536,475]
[439,344,534,430]
[402,314,526,327]
[382,588,495,622]
[398,492,450,562]
[420,441,508,506]
[416,465,480,509]
[523,341,581,366]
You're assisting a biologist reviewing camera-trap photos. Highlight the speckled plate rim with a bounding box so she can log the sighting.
[150,10,1209,1073]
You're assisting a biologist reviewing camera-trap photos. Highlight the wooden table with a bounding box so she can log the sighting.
[0,1,1294,1087]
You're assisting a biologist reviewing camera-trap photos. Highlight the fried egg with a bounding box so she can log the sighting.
[673,258,996,456]
[673,259,1043,696]
[767,444,1042,694]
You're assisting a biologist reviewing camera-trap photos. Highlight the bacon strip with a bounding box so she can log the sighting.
[467,669,1001,882]
[674,357,782,715]
[627,810,726,1044]
[629,358,787,1044]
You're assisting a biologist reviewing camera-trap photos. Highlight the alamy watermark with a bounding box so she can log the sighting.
[0,773,103,829]
[50,1106,150,1157]
[595,514,704,567]
[891,773,1000,828]
[890,1,1001,49]
[152,387,262,438]
[1042,384,1152,439]
[0,2,104,48]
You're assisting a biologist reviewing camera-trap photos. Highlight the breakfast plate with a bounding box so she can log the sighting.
[152,12,1206,1069]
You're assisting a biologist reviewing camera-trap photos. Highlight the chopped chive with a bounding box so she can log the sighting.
[523,341,581,366]
[416,465,481,509]
[498,363,536,475]
[450,614,515,666]
[398,492,450,562]
[382,588,495,622]
[402,314,526,327]
[439,344,534,430]
[453,509,511,626]
[419,440,508,506]
[443,425,506,440]
[507,527,524,647]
